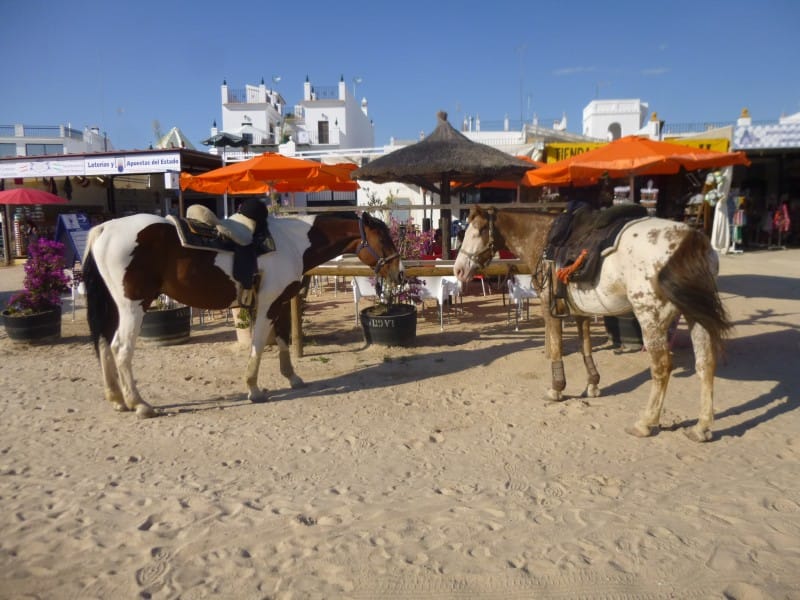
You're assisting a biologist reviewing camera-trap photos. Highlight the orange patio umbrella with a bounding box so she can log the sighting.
[180,152,330,195]
[473,156,544,189]
[523,136,750,187]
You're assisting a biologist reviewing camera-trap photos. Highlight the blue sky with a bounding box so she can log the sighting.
[2,0,798,151]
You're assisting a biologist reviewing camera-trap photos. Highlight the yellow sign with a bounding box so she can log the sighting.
[663,137,730,152]
[544,143,605,163]
[544,138,731,163]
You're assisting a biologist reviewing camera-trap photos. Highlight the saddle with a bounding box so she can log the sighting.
[544,203,648,317]
[167,203,275,308]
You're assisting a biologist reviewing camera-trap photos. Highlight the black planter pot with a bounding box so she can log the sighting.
[360,303,417,347]
[141,306,191,345]
[603,314,643,351]
[2,307,62,343]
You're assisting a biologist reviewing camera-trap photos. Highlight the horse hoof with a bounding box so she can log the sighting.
[582,384,601,398]
[625,424,656,438]
[135,404,157,419]
[290,376,306,389]
[249,390,269,404]
[545,389,565,402]
[684,427,712,443]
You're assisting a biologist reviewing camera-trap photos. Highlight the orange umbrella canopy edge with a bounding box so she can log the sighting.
[523,135,750,187]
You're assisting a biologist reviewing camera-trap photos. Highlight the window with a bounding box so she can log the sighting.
[0,143,16,157]
[317,120,329,144]
[241,133,253,145]
[25,143,63,156]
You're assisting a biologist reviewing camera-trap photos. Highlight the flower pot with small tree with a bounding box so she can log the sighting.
[2,238,71,343]
[359,215,432,347]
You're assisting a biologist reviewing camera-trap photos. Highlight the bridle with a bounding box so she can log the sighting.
[457,209,498,271]
[358,217,400,274]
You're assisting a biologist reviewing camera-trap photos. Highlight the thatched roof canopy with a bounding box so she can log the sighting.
[351,111,533,193]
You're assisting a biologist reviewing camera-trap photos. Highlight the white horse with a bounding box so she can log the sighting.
[454,206,732,442]
[82,210,401,417]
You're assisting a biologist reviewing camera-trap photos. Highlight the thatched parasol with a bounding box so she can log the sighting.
[352,111,533,255]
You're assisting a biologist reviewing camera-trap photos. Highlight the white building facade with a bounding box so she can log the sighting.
[582,99,651,140]
[0,124,113,158]
[216,75,374,156]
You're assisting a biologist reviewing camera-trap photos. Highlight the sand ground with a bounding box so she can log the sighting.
[0,249,798,599]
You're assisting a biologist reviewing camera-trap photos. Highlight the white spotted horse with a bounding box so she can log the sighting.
[82,209,401,417]
[454,205,732,442]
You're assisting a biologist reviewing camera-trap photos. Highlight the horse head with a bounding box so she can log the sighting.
[453,206,502,284]
[356,212,403,285]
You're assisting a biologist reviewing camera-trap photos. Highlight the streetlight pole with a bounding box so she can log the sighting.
[352,76,363,99]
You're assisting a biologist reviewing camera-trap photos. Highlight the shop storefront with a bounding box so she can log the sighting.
[731,116,800,247]
[0,149,220,261]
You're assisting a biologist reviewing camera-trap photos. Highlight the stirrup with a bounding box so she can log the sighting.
[238,288,256,309]
[550,297,570,319]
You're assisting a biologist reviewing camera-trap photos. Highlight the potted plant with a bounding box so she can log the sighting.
[359,276,423,347]
[140,294,191,345]
[358,218,432,347]
[232,306,253,348]
[2,238,71,343]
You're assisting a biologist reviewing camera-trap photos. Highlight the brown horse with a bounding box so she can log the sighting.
[454,206,732,442]
[82,211,402,417]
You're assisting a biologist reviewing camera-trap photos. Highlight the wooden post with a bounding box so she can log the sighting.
[3,204,12,266]
[290,295,303,357]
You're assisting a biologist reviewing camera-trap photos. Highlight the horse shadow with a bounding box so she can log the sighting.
[623,325,798,440]
[717,273,799,301]
[271,338,537,403]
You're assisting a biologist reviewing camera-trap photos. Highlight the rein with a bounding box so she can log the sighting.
[358,217,399,274]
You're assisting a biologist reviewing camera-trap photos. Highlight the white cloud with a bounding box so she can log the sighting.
[553,66,597,76]
[642,67,670,76]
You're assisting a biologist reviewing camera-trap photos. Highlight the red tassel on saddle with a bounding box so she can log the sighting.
[556,249,588,284]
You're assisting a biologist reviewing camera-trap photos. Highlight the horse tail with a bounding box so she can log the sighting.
[82,227,119,356]
[656,228,732,356]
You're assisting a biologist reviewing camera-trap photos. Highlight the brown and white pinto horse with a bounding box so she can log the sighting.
[82,211,401,417]
[454,206,732,442]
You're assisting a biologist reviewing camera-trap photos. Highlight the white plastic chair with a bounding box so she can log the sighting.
[351,276,378,324]
[418,276,463,330]
[507,274,537,331]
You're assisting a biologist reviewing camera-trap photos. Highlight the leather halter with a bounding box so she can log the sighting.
[358,217,400,274]
[457,208,497,271]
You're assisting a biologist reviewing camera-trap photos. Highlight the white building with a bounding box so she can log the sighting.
[215,75,374,157]
[0,124,113,158]
[219,78,286,148]
[582,99,653,140]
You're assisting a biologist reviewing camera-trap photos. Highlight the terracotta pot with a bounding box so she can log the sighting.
[2,307,62,343]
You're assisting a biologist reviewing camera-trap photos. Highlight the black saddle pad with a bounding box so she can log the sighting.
[545,204,648,283]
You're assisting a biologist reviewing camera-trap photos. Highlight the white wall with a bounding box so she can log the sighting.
[583,99,649,139]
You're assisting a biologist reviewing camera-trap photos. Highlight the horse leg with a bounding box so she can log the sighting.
[97,336,127,412]
[626,315,673,438]
[244,304,306,402]
[576,316,600,398]
[542,305,567,401]
[272,305,305,389]
[244,317,269,403]
[110,309,156,418]
[684,324,716,443]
